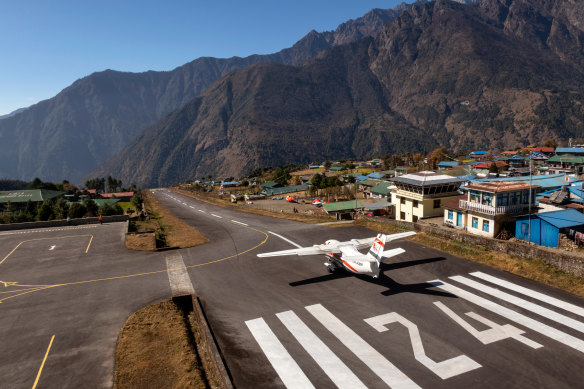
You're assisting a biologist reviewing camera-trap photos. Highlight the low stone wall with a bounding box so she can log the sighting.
[0,215,129,231]
[365,216,584,277]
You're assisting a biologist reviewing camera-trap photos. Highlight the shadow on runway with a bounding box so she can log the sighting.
[289,257,456,298]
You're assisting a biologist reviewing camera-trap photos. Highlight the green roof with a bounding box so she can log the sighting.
[0,189,64,203]
[329,166,344,171]
[323,200,368,212]
[358,178,382,187]
[261,181,281,189]
[370,182,392,196]
[262,184,309,196]
[548,154,584,164]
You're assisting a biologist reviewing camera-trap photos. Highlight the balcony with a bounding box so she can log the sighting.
[459,200,530,215]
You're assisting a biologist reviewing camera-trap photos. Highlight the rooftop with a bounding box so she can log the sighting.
[392,171,466,186]
[0,189,64,203]
[519,209,584,229]
[466,181,539,193]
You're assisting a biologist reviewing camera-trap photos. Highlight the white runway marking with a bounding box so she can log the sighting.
[211,214,222,218]
[49,246,56,251]
[189,206,195,209]
[469,271,584,318]
[246,318,314,389]
[433,301,542,349]
[277,310,367,389]
[450,275,584,334]
[365,312,481,379]
[198,210,206,213]
[306,304,421,389]
[429,280,584,354]
[165,253,195,296]
[268,231,302,248]
[231,220,248,226]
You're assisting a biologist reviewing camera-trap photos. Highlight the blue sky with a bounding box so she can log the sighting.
[0,0,407,115]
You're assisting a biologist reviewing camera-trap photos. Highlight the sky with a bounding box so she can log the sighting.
[0,0,408,116]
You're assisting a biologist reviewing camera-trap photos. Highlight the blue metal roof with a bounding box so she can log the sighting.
[471,174,580,190]
[470,151,488,155]
[535,209,584,229]
[368,172,385,179]
[509,155,525,160]
[555,147,584,154]
[438,161,458,167]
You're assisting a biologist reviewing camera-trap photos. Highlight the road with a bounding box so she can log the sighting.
[0,188,582,388]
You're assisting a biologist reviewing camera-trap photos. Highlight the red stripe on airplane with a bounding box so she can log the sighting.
[342,260,358,273]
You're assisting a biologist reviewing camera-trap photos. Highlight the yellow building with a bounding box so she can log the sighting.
[391,172,465,222]
[443,181,539,238]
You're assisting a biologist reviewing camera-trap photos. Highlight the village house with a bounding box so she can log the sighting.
[391,171,465,222]
[443,181,539,238]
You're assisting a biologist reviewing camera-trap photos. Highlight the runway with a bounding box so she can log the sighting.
[0,188,582,388]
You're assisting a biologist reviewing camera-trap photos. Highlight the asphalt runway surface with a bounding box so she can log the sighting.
[0,188,583,388]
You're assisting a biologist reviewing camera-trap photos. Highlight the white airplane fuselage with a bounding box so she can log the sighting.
[325,245,380,277]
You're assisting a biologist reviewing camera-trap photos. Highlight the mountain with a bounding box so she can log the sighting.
[0,107,27,120]
[0,5,408,183]
[92,0,584,187]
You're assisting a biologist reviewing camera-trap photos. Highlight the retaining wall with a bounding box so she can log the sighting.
[0,215,129,231]
[365,216,584,277]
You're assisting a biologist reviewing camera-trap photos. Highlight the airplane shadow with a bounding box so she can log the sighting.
[289,257,456,298]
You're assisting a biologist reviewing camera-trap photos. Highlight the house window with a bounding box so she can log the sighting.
[483,220,489,232]
[434,199,440,208]
[521,222,529,236]
[413,215,419,222]
[413,200,419,208]
[472,217,478,229]
[482,194,493,206]
[400,197,406,205]
[448,210,453,220]
[400,211,406,220]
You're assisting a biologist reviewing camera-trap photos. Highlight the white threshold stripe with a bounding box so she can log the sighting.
[306,304,420,389]
[429,280,584,354]
[450,275,584,334]
[268,231,303,248]
[245,318,315,389]
[231,220,248,226]
[276,310,367,389]
[211,214,222,218]
[165,253,195,296]
[470,271,584,318]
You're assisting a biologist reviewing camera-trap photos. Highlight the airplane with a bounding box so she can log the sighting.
[257,231,416,278]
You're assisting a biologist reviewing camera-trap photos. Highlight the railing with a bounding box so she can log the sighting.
[459,200,530,215]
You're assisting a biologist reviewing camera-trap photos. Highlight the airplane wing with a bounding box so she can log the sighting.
[384,231,416,242]
[257,244,341,257]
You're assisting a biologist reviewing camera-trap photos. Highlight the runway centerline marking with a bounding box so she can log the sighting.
[268,231,302,248]
[32,335,55,389]
[211,214,222,218]
[230,220,248,226]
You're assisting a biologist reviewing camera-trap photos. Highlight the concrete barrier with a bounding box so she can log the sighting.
[0,215,129,231]
[364,216,584,277]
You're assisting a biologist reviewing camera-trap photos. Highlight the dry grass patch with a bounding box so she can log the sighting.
[135,190,208,249]
[356,219,584,297]
[115,300,207,389]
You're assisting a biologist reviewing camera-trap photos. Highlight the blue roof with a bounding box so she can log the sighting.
[438,161,458,167]
[470,151,488,155]
[367,172,385,179]
[509,155,525,160]
[221,181,240,186]
[356,175,369,181]
[555,147,584,154]
[529,209,584,229]
[471,174,580,191]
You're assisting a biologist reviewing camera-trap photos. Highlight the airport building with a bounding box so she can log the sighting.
[0,189,64,211]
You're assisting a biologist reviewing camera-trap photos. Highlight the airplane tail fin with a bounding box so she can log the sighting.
[367,234,386,262]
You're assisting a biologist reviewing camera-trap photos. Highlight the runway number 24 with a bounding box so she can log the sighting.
[364,301,542,380]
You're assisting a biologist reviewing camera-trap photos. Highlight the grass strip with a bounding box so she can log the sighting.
[134,190,209,249]
[355,219,584,297]
[114,300,207,389]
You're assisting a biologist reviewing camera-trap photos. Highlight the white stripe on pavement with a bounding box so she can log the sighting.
[231,220,248,226]
[211,214,222,218]
[165,253,195,296]
[429,280,584,354]
[306,304,420,389]
[198,210,206,213]
[277,310,367,389]
[469,271,584,318]
[268,231,303,248]
[245,318,314,389]
[450,275,584,334]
